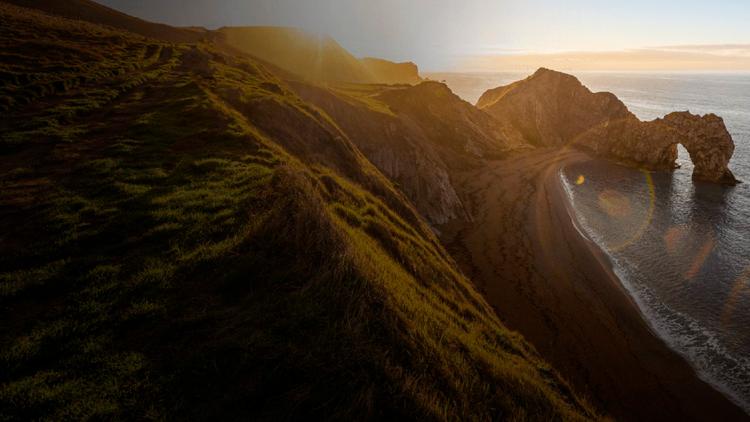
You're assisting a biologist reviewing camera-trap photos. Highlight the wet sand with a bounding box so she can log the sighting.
[439,148,748,421]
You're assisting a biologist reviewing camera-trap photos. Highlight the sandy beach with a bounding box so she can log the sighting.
[439,148,749,421]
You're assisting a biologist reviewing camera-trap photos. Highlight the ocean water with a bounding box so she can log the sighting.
[432,71,750,411]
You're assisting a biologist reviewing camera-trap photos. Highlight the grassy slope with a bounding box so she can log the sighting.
[0,3,597,420]
[217,27,371,84]
[3,0,206,43]
[359,58,422,85]
[216,27,422,85]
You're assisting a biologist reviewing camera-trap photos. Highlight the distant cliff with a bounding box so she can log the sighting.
[216,27,422,85]
[478,68,738,184]
[360,57,422,85]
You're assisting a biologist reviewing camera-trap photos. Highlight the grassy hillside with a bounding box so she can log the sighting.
[360,57,422,85]
[3,0,207,43]
[0,3,597,420]
[3,0,420,85]
[217,26,422,85]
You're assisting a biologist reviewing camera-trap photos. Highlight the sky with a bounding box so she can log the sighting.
[98,0,750,71]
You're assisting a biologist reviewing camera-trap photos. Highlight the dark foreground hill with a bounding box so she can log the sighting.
[3,0,207,43]
[0,3,595,420]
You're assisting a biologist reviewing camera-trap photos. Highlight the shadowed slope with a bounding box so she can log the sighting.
[0,3,596,420]
[3,0,207,43]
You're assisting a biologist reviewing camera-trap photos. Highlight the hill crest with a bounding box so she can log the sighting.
[216,26,422,84]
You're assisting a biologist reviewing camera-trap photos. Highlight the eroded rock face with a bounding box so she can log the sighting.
[479,68,738,185]
[662,112,737,184]
[290,81,524,225]
[477,68,634,147]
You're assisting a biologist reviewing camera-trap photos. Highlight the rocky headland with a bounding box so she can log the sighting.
[478,67,738,184]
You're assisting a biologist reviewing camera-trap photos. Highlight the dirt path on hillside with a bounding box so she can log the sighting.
[439,147,748,421]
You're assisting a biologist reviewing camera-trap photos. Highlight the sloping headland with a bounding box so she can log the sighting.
[0,1,746,420]
[478,68,738,184]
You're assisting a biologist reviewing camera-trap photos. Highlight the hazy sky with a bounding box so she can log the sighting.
[98,0,750,71]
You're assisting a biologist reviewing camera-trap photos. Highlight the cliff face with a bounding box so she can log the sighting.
[479,68,738,184]
[360,57,422,85]
[576,111,737,184]
[292,81,525,225]
[662,112,736,183]
[477,68,633,147]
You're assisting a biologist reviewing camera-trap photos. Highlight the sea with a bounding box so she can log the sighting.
[428,71,750,412]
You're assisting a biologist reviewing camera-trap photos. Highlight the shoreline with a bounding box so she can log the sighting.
[555,161,750,415]
[440,148,749,420]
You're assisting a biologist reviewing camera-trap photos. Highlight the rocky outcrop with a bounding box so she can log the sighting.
[576,111,737,184]
[477,68,634,147]
[663,113,737,183]
[478,68,738,184]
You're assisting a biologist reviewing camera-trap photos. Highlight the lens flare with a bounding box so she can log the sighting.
[685,233,716,280]
[575,175,585,185]
[721,267,750,329]
[598,189,631,218]
[609,169,656,252]
[663,225,688,255]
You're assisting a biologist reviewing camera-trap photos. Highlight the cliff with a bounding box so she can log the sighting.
[291,80,525,224]
[575,111,738,184]
[477,68,633,147]
[216,27,422,85]
[478,68,738,184]
[360,57,422,85]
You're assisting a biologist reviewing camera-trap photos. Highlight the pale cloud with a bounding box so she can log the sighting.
[460,46,750,72]
[653,44,750,57]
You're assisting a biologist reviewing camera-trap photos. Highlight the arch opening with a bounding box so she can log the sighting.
[675,143,694,172]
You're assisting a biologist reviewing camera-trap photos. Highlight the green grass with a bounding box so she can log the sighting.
[0,3,598,420]
[329,83,398,116]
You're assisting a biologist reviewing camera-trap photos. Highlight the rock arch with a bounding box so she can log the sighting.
[659,112,737,184]
[477,68,738,185]
[574,112,737,185]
